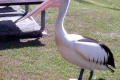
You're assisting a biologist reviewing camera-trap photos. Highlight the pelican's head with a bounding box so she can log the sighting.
[18,0,63,22]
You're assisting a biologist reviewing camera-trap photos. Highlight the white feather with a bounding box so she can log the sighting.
[74,42,108,64]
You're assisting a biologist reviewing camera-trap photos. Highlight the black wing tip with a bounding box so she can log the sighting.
[106,65,115,73]
[99,44,115,68]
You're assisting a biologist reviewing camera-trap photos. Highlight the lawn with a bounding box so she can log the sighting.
[0,0,120,80]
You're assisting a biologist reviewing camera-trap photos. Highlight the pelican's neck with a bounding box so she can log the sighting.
[55,0,70,36]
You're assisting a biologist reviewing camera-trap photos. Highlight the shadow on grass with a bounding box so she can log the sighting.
[98,78,105,80]
[76,0,120,11]
[0,38,45,50]
[76,0,95,5]
[0,18,44,50]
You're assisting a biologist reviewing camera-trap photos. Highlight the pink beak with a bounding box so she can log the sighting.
[18,0,61,22]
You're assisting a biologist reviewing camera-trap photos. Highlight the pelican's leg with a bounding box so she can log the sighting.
[88,71,94,80]
[78,68,84,80]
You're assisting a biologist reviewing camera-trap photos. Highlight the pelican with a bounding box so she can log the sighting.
[18,0,115,80]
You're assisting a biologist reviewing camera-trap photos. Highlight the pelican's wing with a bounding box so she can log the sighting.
[74,41,115,67]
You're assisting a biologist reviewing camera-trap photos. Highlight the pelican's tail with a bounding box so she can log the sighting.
[106,65,115,73]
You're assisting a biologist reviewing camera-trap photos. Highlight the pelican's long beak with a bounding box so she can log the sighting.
[18,0,61,22]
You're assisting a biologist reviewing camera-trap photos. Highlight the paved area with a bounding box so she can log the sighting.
[0,5,42,41]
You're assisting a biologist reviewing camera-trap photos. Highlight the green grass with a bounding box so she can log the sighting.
[0,0,120,80]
